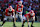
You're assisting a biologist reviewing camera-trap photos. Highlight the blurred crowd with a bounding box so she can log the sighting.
[0,0,40,21]
[0,0,40,15]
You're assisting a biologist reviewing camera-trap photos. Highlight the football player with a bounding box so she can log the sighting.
[15,1,23,22]
[0,6,16,27]
[22,10,35,27]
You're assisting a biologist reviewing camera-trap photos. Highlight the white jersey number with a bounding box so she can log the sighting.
[18,8,21,11]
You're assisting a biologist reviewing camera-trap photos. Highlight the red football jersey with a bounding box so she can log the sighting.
[5,8,15,16]
[24,13,31,18]
[24,11,35,18]
[16,4,23,12]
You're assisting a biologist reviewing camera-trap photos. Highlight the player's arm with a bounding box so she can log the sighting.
[21,5,24,12]
[13,12,15,18]
[12,9,16,19]
[12,11,16,22]
[22,7,23,12]
[33,13,35,21]
[26,15,29,22]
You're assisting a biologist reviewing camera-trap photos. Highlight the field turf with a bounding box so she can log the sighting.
[0,22,40,27]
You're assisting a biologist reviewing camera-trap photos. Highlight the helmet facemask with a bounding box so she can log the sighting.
[18,1,22,6]
[8,6,12,13]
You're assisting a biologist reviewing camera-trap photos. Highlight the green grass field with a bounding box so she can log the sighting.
[0,22,40,27]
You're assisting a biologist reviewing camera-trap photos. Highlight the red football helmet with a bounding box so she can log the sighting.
[30,10,34,16]
[8,6,12,12]
[18,1,22,6]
